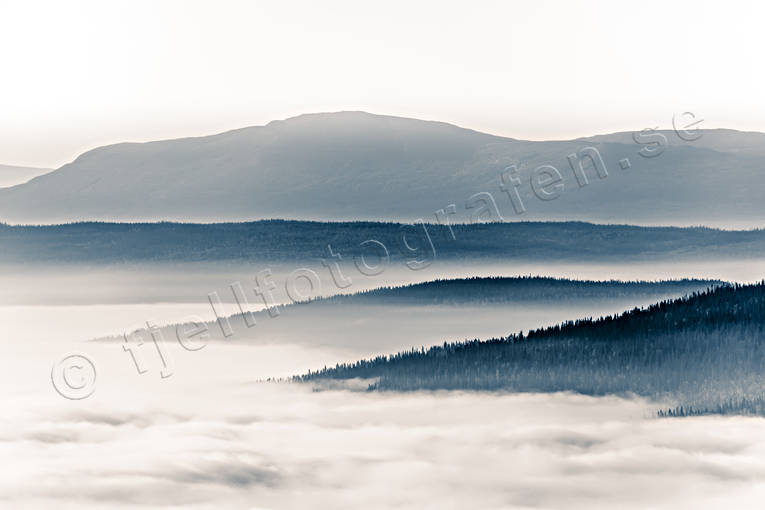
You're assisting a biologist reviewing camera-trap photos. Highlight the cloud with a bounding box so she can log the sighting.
[3,378,765,510]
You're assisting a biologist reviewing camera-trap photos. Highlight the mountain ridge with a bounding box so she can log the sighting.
[1,111,764,227]
[1,220,764,264]
[0,164,53,188]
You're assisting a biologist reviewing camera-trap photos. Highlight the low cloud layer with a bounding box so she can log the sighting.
[3,362,765,510]
[4,290,765,510]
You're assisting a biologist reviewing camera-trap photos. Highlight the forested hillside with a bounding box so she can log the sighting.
[98,277,718,358]
[1,220,765,264]
[324,276,721,305]
[299,282,765,415]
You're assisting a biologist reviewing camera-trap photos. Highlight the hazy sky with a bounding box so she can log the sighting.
[1,0,762,168]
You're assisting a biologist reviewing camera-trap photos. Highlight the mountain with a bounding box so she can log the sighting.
[0,164,52,188]
[0,112,764,227]
[298,282,765,416]
[2,220,765,264]
[581,128,765,157]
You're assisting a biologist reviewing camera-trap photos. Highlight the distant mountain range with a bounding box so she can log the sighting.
[1,111,764,227]
[0,164,52,188]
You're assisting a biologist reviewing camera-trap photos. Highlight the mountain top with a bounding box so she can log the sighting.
[0,112,764,227]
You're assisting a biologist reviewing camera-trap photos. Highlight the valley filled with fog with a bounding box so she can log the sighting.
[2,254,765,509]
[6,346,765,510]
[5,3,765,508]
[4,318,765,509]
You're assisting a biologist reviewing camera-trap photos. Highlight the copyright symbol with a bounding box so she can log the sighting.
[51,354,97,400]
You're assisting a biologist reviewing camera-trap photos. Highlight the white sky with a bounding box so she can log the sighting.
[0,0,762,168]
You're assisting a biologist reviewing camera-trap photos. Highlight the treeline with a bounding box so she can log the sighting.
[298,282,765,416]
[658,397,765,417]
[1,220,765,263]
[323,276,721,305]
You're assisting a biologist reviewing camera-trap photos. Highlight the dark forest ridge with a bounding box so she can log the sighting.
[299,281,765,416]
[0,112,764,227]
[2,220,765,264]
[321,276,723,306]
[95,276,722,370]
